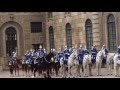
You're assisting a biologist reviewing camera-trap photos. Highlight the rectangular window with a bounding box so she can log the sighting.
[31,22,42,33]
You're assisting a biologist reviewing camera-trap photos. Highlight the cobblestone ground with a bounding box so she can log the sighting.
[0,68,120,78]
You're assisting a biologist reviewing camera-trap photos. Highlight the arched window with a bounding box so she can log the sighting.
[5,27,17,56]
[49,26,54,50]
[107,14,116,51]
[85,19,93,50]
[66,23,72,48]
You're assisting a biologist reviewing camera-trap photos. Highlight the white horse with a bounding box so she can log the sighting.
[68,50,78,77]
[113,53,120,77]
[106,53,115,75]
[96,50,105,76]
[82,54,92,77]
[59,57,64,77]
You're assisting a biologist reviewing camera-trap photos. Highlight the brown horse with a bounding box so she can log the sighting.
[9,58,22,77]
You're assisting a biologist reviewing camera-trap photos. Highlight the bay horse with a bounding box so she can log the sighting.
[9,57,22,77]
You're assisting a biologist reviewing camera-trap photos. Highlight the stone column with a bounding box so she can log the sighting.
[92,12,101,50]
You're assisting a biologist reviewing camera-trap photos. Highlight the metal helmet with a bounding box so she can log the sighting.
[72,46,74,49]
[53,48,55,52]
[80,45,82,48]
[30,49,33,52]
[51,49,53,52]
[65,45,67,48]
[103,44,105,47]
[26,50,28,53]
[39,45,42,49]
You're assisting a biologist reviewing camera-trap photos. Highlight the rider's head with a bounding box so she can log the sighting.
[26,50,28,53]
[51,49,53,52]
[39,45,42,49]
[30,49,33,52]
[12,51,15,54]
[80,45,82,48]
[53,48,55,52]
[43,48,46,51]
[65,45,67,49]
[103,44,106,48]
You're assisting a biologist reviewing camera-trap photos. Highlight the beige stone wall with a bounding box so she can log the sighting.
[46,12,120,52]
[46,12,102,52]
[0,12,46,58]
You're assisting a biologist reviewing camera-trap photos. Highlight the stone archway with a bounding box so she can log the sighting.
[0,21,24,58]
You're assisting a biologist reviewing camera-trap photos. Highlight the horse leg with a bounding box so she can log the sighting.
[10,66,13,77]
[17,67,19,76]
[83,63,86,77]
[14,67,16,76]
[89,63,92,76]
[107,62,110,75]
[96,62,99,76]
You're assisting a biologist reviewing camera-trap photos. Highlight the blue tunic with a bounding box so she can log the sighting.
[78,48,84,61]
[36,49,45,58]
[57,52,64,62]
[84,49,89,55]
[63,49,70,65]
[63,49,70,61]
[91,47,98,60]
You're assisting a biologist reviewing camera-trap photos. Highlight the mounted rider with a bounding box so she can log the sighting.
[35,45,45,65]
[101,44,109,65]
[77,45,85,64]
[57,48,64,62]
[91,45,98,63]
[63,45,70,66]
[51,48,57,63]
[9,51,16,65]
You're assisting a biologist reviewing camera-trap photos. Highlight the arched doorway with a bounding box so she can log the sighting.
[49,26,55,50]
[5,27,17,56]
[66,23,72,49]
[85,19,93,51]
[107,14,116,52]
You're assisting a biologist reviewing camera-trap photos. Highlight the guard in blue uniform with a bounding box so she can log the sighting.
[25,50,31,65]
[117,45,120,59]
[36,45,45,66]
[91,45,98,63]
[78,45,84,64]
[9,51,16,66]
[43,48,47,57]
[101,44,109,65]
[53,48,59,63]
[63,46,70,65]
[57,48,64,62]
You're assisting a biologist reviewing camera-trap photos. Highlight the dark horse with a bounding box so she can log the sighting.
[32,52,55,78]
[45,52,60,78]
[9,58,22,77]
